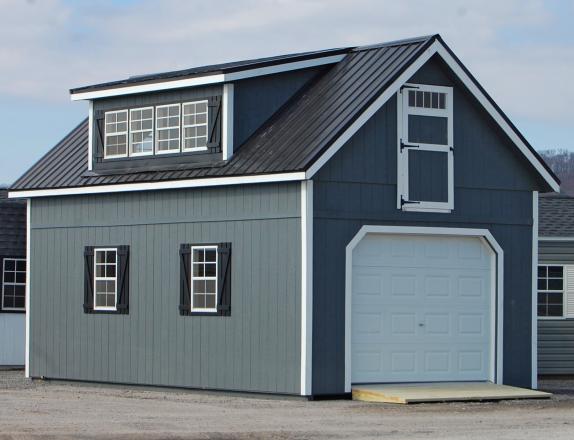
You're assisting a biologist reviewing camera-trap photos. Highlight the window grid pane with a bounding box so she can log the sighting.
[156,104,180,153]
[408,90,447,110]
[2,258,26,310]
[130,107,154,155]
[182,101,209,151]
[105,110,128,157]
[94,249,118,310]
[191,246,218,311]
[537,265,564,317]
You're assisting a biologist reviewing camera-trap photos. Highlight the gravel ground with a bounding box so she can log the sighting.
[1,370,574,439]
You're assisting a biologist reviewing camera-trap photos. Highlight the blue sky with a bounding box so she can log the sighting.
[0,0,572,185]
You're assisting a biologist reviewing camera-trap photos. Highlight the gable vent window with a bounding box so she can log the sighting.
[182,100,209,151]
[104,110,128,158]
[397,84,454,213]
[156,104,181,154]
[130,107,154,156]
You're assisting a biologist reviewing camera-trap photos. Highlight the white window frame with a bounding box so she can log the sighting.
[397,83,454,213]
[104,110,129,159]
[129,106,154,157]
[155,103,181,155]
[2,258,26,311]
[182,100,209,152]
[190,245,218,313]
[537,264,565,319]
[93,248,118,312]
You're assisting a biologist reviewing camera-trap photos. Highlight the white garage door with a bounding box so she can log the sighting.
[351,234,493,384]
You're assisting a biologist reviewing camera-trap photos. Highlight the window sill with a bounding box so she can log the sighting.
[538,316,568,320]
[0,309,25,314]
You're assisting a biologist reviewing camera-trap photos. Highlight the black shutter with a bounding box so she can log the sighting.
[179,244,192,316]
[217,243,231,316]
[94,110,105,162]
[207,96,222,151]
[83,246,95,313]
[116,245,130,314]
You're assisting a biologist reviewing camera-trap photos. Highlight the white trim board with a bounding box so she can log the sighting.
[344,225,504,393]
[532,191,539,389]
[8,172,306,199]
[306,39,559,193]
[538,237,574,242]
[300,180,313,396]
[222,83,235,161]
[70,55,346,101]
[25,199,30,378]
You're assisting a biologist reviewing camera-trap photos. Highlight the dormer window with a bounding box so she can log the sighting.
[182,100,209,151]
[104,110,128,158]
[129,107,154,156]
[156,104,181,154]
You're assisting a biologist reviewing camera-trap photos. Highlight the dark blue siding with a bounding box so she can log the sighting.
[311,56,543,395]
[233,67,325,148]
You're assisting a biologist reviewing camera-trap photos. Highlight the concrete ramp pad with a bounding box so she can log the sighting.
[352,382,552,404]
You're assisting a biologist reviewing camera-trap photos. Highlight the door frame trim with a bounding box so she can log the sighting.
[344,225,504,392]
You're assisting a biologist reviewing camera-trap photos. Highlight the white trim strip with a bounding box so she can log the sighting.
[344,225,504,393]
[8,172,307,199]
[222,84,235,161]
[70,55,346,101]
[88,101,93,171]
[538,236,574,242]
[300,180,313,396]
[25,199,30,378]
[532,191,539,389]
[306,40,559,193]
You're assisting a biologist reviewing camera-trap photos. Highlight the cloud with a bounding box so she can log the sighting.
[0,0,572,126]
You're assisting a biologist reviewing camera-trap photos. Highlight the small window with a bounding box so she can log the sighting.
[156,104,181,154]
[94,248,117,311]
[191,245,218,312]
[2,258,26,311]
[130,107,154,156]
[182,100,209,152]
[104,110,128,158]
[538,265,564,317]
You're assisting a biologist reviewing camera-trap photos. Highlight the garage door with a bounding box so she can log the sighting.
[351,234,493,384]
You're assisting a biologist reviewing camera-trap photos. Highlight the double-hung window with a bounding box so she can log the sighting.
[182,100,209,151]
[104,110,128,158]
[94,248,118,311]
[397,84,454,212]
[130,107,154,156]
[538,265,564,318]
[156,104,181,154]
[2,258,26,311]
[191,246,218,312]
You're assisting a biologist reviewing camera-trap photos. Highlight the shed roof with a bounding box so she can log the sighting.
[10,34,559,194]
[539,194,574,237]
[0,189,26,256]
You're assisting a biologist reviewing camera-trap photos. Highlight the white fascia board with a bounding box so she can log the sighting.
[8,172,306,199]
[538,236,574,241]
[305,40,560,193]
[70,55,345,101]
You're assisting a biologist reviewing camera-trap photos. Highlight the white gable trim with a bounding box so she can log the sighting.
[8,172,306,199]
[305,40,560,192]
[70,54,346,101]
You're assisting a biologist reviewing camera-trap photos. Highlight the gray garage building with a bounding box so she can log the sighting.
[9,34,559,396]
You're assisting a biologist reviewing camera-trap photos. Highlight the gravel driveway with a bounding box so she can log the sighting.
[1,370,574,439]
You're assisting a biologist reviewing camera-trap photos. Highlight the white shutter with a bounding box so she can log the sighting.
[565,265,574,318]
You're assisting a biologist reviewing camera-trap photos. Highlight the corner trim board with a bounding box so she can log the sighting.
[532,191,538,389]
[8,172,307,198]
[300,180,313,396]
[344,225,504,393]
[70,55,346,101]
[222,84,234,161]
[25,198,30,378]
[88,101,93,171]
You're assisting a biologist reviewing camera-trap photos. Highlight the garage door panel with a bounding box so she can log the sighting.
[351,234,493,384]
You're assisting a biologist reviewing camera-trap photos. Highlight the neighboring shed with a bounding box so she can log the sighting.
[538,193,574,375]
[0,189,27,366]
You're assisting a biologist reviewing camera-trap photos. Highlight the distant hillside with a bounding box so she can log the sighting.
[539,149,574,195]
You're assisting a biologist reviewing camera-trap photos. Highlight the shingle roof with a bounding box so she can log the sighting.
[539,194,574,237]
[12,36,434,190]
[0,189,26,256]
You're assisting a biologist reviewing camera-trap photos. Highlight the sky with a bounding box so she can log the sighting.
[0,0,573,185]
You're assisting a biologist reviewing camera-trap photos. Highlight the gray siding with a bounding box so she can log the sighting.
[538,320,574,375]
[537,240,574,375]
[233,67,324,148]
[311,55,542,394]
[29,182,302,394]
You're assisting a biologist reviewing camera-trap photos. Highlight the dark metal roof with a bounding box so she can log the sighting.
[13,36,434,190]
[11,34,559,192]
[539,194,574,237]
[0,189,26,256]
[70,47,351,95]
